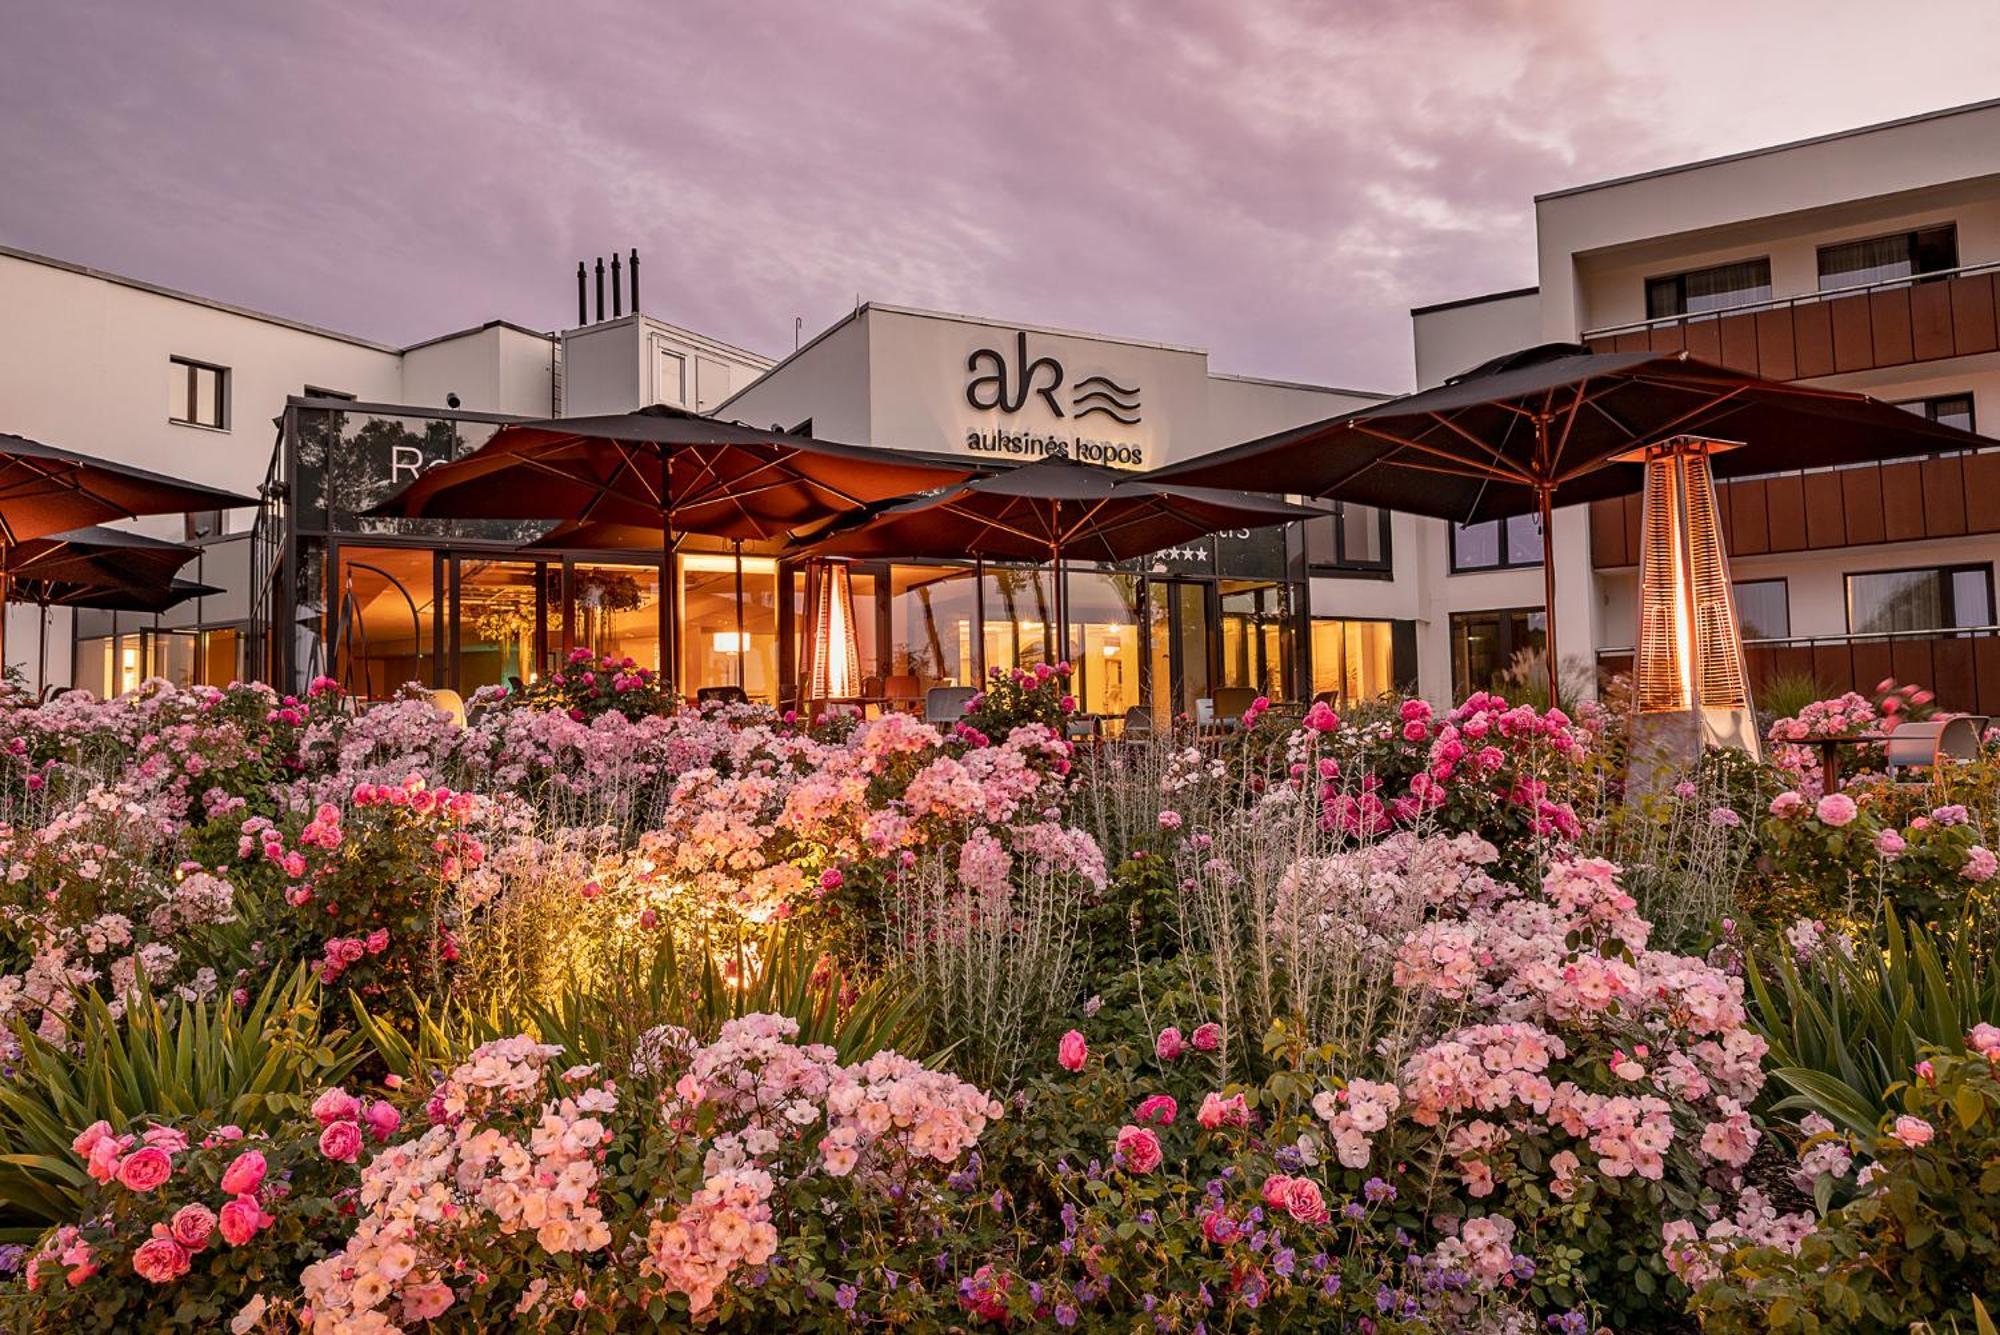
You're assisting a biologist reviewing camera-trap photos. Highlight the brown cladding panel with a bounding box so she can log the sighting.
[1829,293,1875,373]
[1648,323,1687,355]
[1868,289,1914,367]
[1811,643,1855,693]
[1590,497,1626,568]
[1977,638,2000,716]
[1931,637,1977,714]
[1910,282,1955,361]
[1769,644,1816,686]
[1614,332,1648,354]
[1683,318,1722,363]
[1888,638,1934,694]
[1801,470,1848,549]
[1728,477,1769,554]
[1879,460,1926,543]
[1763,473,1808,553]
[1622,492,1644,566]
[1713,482,1733,545]
[1850,640,1894,695]
[1755,308,1798,380]
[1948,273,1998,356]
[1966,451,2000,534]
[1717,313,1760,372]
[1841,466,1886,546]
[1792,303,1835,378]
[1920,455,1968,537]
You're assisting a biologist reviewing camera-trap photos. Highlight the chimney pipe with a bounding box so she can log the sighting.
[594,257,605,323]
[576,262,587,327]
[611,252,622,317]
[629,248,640,314]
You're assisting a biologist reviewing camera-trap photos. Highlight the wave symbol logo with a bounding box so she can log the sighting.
[1070,374,1142,425]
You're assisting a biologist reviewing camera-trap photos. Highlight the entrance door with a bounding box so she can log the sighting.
[450,556,545,694]
[1147,579,1212,721]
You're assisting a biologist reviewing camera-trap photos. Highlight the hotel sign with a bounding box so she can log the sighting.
[961,332,1147,469]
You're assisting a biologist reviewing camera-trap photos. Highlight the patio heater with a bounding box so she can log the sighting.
[803,561,861,704]
[1628,437,1761,769]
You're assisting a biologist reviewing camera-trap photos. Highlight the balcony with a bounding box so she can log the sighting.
[1582,262,2000,381]
[1598,627,2000,718]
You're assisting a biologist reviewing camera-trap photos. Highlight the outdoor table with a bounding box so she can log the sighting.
[1811,732,1885,797]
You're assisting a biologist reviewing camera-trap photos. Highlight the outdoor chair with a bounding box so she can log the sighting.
[1118,705,1154,740]
[426,687,468,728]
[697,685,748,706]
[882,675,921,713]
[1211,687,1261,722]
[924,685,978,724]
[1884,715,1988,778]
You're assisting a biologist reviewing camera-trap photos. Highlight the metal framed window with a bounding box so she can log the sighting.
[170,356,229,428]
[1450,514,1542,572]
[1645,258,1772,320]
[1818,225,1957,293]
[1732,578,1790,640]
[1302,502,1391,576]
[1845,564,1994,635]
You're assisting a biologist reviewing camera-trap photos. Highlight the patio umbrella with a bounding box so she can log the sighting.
[1149,344,1991,697]
[365,404,979,687]
[794,455,1322,648]
[0,433,253,668]
[18,574,223,691]
[9,525,199,588]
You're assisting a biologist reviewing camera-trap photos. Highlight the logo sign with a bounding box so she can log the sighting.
[962,332,1146,468]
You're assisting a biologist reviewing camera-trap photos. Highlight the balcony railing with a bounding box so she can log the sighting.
[1597,626,2000,717]
[1581,260,2000,382]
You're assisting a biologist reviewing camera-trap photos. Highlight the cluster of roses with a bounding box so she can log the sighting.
[1763,782,1998,920]
[503,645,676,722]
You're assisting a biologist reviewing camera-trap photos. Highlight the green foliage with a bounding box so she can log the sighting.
[1758,671,1835,734]
[356,922,928,1084]
[1750,914,2000,1136]
[0,966,362,1234]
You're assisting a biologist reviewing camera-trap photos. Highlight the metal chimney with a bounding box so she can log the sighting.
[593,257,606,323]
[610,253,623,317]
[576,262,587,326]
[629,248,640,314]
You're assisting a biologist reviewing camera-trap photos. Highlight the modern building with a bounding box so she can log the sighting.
[1410,97,2000,712]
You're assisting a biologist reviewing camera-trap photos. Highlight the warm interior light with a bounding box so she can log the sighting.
[712,631,747,654]
[681,552,779,575]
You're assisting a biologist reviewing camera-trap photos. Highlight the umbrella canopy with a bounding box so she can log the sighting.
[0,434,254,545]
[365,404,979,542]
[28,576,223,615]
[1151,344,1987,523]
[1151,344,1992,699]
[9,525,199,588]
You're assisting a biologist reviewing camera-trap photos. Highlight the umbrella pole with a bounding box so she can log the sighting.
[37,600,47,696]
[1538,482,1559,708]
[0,541,9,691]
[660,490,678,700]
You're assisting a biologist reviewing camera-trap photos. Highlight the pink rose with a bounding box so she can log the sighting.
[169,1203,216,1251]
[318,1120,363,1163]
[1134,1094,1178,1126]
[1283,1177,1330,1224]
[218,1196,269,1246]
[218,1148,267,1196]
[1969,1023,2000,1057]
[1197,1092,1250,1130]
[130,1235,191,1284]
[1116,1124,1163,1174]
[1875,829,1907,860]
[1261,1174,1293,1208]
[1191,1022,1222,1052]
[1815,793,1858,827]
[116,1145,174,1193]
[1057,1029,1088,1073]
[402,1280,456,1320]
[1154,1027,1185,1061]
[362,1100,402,1143]
[1890,1115,1935,1148]
[70,1120,114,1157]
[311,1088,363,1127]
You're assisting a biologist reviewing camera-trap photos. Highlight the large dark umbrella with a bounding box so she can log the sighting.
[1150,344,1991,697]
[10,525,199,588]
[366,404,978,686]
[0,434,252,668]
[794,455,1322,650]
[19,574,223,692]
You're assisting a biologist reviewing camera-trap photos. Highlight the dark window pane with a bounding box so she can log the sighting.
[1646,277,1683,320]
[1505,515,1544,564]
[1848,569,1944,633]
[1340,504,1384,564]
[1951,568,1992,628]
[1453,521,1500,570]
[1733,579,1789,639]
[1681,258,1770,314]
[1913,225,1959,276]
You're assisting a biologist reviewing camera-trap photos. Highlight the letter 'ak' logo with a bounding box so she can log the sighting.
[965,333,1141,424]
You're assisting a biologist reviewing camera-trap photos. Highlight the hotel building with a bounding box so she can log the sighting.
[3,97,1998,715]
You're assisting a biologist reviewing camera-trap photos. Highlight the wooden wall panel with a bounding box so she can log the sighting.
[1889,638,1934,693]
[1965,451,2000,534]
[1978,638,2000,717]
[1717,313,1759,372]
[1769,644,1816,685]
[1623,493,1643,566]
[1728,478,1769,554]
[1948,273,1998,356]
[1683,318,1722,363]
[1589,497,1626,569]
[1764,473,1808,553]
[1879,461,1926,543]
[1755,308,1797,380]
[1910,282,1955,361]
[1932,638,1977,714]
[1920,456,1968,537]
[1648,323,1686,355]
[1851,641,1895,695]
[1841,467,1886,546]
[1801,470,1847,549]
[1812,643,1854,691]
[1792,303,1835,378]
[1613,332,1647,354]
[1868,289,1914,366]
[1829,294,1875,373]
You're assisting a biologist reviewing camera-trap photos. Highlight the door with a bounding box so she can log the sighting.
[1147,579,1212,721]
[450,556,545,694]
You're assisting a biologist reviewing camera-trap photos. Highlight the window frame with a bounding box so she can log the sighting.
[170,356,231,430]
[1447,606,1547,698]
[1449,513,1543,573]
[1843,563,1995,635]
[1731,577,1791,642]
[1816,224,1958,294]
[1644,256,1773,320]
[1303,501,1393,578]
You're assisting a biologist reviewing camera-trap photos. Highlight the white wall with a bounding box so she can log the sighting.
[402,324,558,419]
[560,314,773,420]
[718,314,874,444]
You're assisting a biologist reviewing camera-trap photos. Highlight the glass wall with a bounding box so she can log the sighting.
[334,546,437,698]
[982,567,1055,670]
[454,558,540,694]
[571,563,662,672]
[1219,581,1288,699]
[1311,618,1395,704]
[680,553,780,700]
[1065,571,1142,716]
[1450,608,1545,698]
[889,566,977,688]
[1148,579,1211,720]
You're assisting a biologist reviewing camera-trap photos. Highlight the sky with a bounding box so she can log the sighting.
[3,1,1997,393]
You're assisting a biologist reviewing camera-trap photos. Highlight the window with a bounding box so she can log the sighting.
[170,357,228,428]
[1450,608,1546,698]
[1311,618,1397,704]
[1303,502,1390,574]
[1451,514,1542,571]
[1818,225,1957,292]
[1845,564,1994,635]
[1645,258,1772,320]
[1732,579,1790,640]
[1896,393,1976,436]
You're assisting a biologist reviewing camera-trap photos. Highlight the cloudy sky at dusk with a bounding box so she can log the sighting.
[4,0,1997,392]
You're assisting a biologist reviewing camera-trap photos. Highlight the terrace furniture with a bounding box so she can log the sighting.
[1211,687,1261,722]
[1118,705,1154,740]
[925,685,979,724]
[697,685,748,706]
[882,675,921,714]
[1883,716,1988,778]
[427,687,468,728]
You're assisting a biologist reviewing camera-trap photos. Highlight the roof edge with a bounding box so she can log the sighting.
[1410,286,1540,318]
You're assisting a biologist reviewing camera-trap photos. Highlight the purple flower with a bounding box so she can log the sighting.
[1362,1176,1396,1203]
[1055,1303,1079,1327]
[835,1284,858,1312]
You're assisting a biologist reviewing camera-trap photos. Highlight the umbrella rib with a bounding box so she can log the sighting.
[1348,420,1534,485]
[1550,385,1752,483]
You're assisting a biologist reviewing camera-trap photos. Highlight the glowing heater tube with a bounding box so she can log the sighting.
[1630,438,1760,761]
[805,561,862,702]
